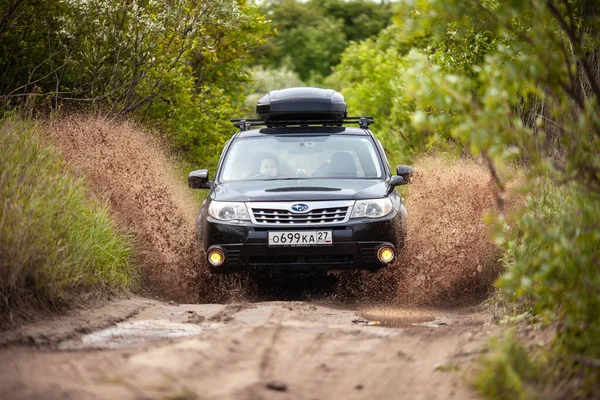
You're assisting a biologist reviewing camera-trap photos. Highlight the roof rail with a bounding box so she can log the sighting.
[231,116,374,131]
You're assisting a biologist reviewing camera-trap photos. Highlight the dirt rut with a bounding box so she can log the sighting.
[0,297,492,400]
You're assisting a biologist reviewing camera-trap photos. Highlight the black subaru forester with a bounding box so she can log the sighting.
[189,87,412,275]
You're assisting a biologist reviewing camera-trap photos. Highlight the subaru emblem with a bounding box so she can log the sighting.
[291,203,309,212]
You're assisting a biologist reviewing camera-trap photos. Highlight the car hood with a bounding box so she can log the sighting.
[211,179,391,202]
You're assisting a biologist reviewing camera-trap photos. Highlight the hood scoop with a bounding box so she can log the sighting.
[265,186,341,192]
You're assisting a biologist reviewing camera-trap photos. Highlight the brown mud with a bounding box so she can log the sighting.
[368,157,502,306]
[395,157,503,305]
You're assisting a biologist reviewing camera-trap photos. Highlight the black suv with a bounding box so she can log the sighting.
[189,87,412,275]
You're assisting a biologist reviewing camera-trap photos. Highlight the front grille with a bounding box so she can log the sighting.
[252,206,350,225]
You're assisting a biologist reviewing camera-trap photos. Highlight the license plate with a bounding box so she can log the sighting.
[268,231,332,246]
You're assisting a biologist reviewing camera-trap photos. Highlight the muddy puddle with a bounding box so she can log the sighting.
[54,302,462,352]
[60,319,224,350]
[359,308,442,328]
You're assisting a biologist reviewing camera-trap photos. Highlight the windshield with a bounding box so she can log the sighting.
[220,135,384,181]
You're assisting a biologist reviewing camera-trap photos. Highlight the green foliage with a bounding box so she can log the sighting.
[0,0,270,168]
[497,181,600,358]
[256,0,392,83]
[243,66,304,115]
[312,0,393,43]
[391,0,600,370]
[326,25,416,161]
[476,329,538,400]
[0,117,136,315]
[394,0,600,190]
[326,20,477,162]
[330,0,600,393]
[0,0,68,100]
[144,0,270,168]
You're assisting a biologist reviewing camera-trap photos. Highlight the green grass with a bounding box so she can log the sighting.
[0,117,137,318]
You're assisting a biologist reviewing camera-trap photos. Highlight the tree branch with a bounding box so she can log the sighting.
[0,0,26,37]
[547,0,600,102]
[482,151,505,211]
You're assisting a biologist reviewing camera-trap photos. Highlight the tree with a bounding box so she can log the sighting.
[331,1,600,385]
[255,0,393,83]
[312,0,392,43]
[397,0,600,193]
[0,0,271,167]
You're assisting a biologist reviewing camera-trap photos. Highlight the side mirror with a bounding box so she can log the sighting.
[395,165,414,185]
[390,175,405,187]
[188,169,211,189]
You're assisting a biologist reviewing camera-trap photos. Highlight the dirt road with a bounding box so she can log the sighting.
[0,296,491,400]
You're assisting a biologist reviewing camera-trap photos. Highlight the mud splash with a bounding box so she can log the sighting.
[44,115,504,306]
[396,157,503,305]
[352,156,504,307]
[360,308,435,327]
[44,116,212,303]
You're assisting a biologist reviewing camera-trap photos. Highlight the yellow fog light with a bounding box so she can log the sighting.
[377,246,395,264]
[207,248,225,267]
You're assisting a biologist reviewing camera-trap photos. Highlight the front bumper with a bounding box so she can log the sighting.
[198,210,406,274]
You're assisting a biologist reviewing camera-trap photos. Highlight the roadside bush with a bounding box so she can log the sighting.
[476,329,538,400]
[497,181,600,359]
[328,0,599,395]
[0,117,136,320]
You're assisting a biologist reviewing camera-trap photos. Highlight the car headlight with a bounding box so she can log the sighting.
[351,198,393,219]
[208,201,250,221]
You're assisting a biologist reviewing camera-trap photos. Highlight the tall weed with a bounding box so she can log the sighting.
[0,117,136,318]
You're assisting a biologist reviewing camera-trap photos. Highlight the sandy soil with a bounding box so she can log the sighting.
[0,296,493,400]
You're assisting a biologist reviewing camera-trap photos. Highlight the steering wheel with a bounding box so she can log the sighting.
[252,173,271,178]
